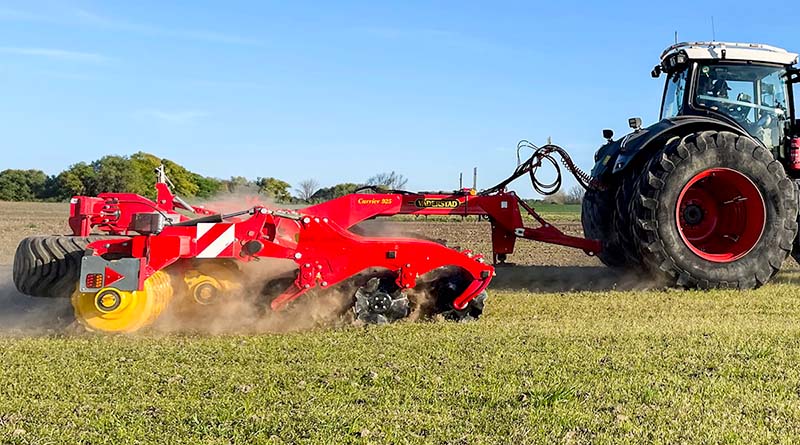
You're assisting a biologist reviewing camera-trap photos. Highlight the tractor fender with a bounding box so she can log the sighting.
[591,116,749,181]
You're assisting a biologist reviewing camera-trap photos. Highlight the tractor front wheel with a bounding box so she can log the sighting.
[631,131,797,288]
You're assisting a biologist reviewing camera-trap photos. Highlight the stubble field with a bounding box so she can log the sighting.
[1,201,800,444]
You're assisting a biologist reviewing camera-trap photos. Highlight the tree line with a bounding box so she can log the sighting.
[0,152,408,204]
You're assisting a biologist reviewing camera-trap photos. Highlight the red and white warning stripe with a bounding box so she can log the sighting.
[196,223,235,258]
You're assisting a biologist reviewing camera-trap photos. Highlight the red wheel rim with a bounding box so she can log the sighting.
[675,168,766,263]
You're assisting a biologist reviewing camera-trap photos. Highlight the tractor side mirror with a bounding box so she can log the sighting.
[651,65,662,78]
[602,129,614,142]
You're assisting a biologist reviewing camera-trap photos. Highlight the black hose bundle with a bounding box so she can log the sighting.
[481,140,600,196]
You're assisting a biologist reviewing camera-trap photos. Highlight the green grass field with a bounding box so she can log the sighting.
[527,203,581,221]
[4,278,800,444]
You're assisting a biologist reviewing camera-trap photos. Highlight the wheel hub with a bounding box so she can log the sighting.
[682,203,704,226]
[72,270,174,333]
[354,277,409,324]
[95,289,123,313]
[367,292,392,314]
[192,282,219,305]
[676,168,766,263]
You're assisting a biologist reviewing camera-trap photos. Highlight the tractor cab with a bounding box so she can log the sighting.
[656,42,799,163]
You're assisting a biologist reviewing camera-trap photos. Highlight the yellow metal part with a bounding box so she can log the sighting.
[183,262,242,305]
[71,270,174,333]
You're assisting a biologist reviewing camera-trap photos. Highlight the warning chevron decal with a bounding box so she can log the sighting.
[196,223,235,258]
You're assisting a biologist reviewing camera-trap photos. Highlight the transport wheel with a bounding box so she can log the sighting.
[581,188,628,267]
[71,270,174,333]
[631,130,797,289]
[13,235,124,299]
[353,276,410,324]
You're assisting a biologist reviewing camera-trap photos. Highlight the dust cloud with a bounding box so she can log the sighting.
[151,259,358,334]
[0,266,75,335]
[0,261,659,336]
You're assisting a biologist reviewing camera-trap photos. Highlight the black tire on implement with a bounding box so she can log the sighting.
[581,187,628,267]
[631,131,798,289]
[440,290,487,322]
[429,269,488,321]
[13,235,121,299]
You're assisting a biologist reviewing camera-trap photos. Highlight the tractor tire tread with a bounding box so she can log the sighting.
[581,188,629,267]
[632,131,797,289]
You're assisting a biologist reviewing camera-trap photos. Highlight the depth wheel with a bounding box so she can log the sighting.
[71,270,174,333]
[631,131,797,289]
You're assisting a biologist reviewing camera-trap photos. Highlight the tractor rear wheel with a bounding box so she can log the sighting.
[791,214,800,266]
[631,131,797,288]
[581,188,628,267]
[613,168,645,267]
[13,235,123,299]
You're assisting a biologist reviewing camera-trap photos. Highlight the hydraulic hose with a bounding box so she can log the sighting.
[481,140,602,196]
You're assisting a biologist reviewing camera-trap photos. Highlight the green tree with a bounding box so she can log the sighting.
[161,159,200,197]
[0,169,48,201]
[130,152,222,199]
[9,152,224,202]
[191,173,223,198]
[53,162,96,199]
[310,183,360,202]
[129,152,162,199]
[84,155,147,196]
[256,177,292,202]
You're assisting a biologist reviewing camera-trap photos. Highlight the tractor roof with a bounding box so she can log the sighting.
[661,41,798,66]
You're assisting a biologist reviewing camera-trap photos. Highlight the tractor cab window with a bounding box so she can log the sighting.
[694,63,789,150]
[661,69,687,119]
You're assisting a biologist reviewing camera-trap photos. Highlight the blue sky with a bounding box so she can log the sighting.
[1,1,798,195]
